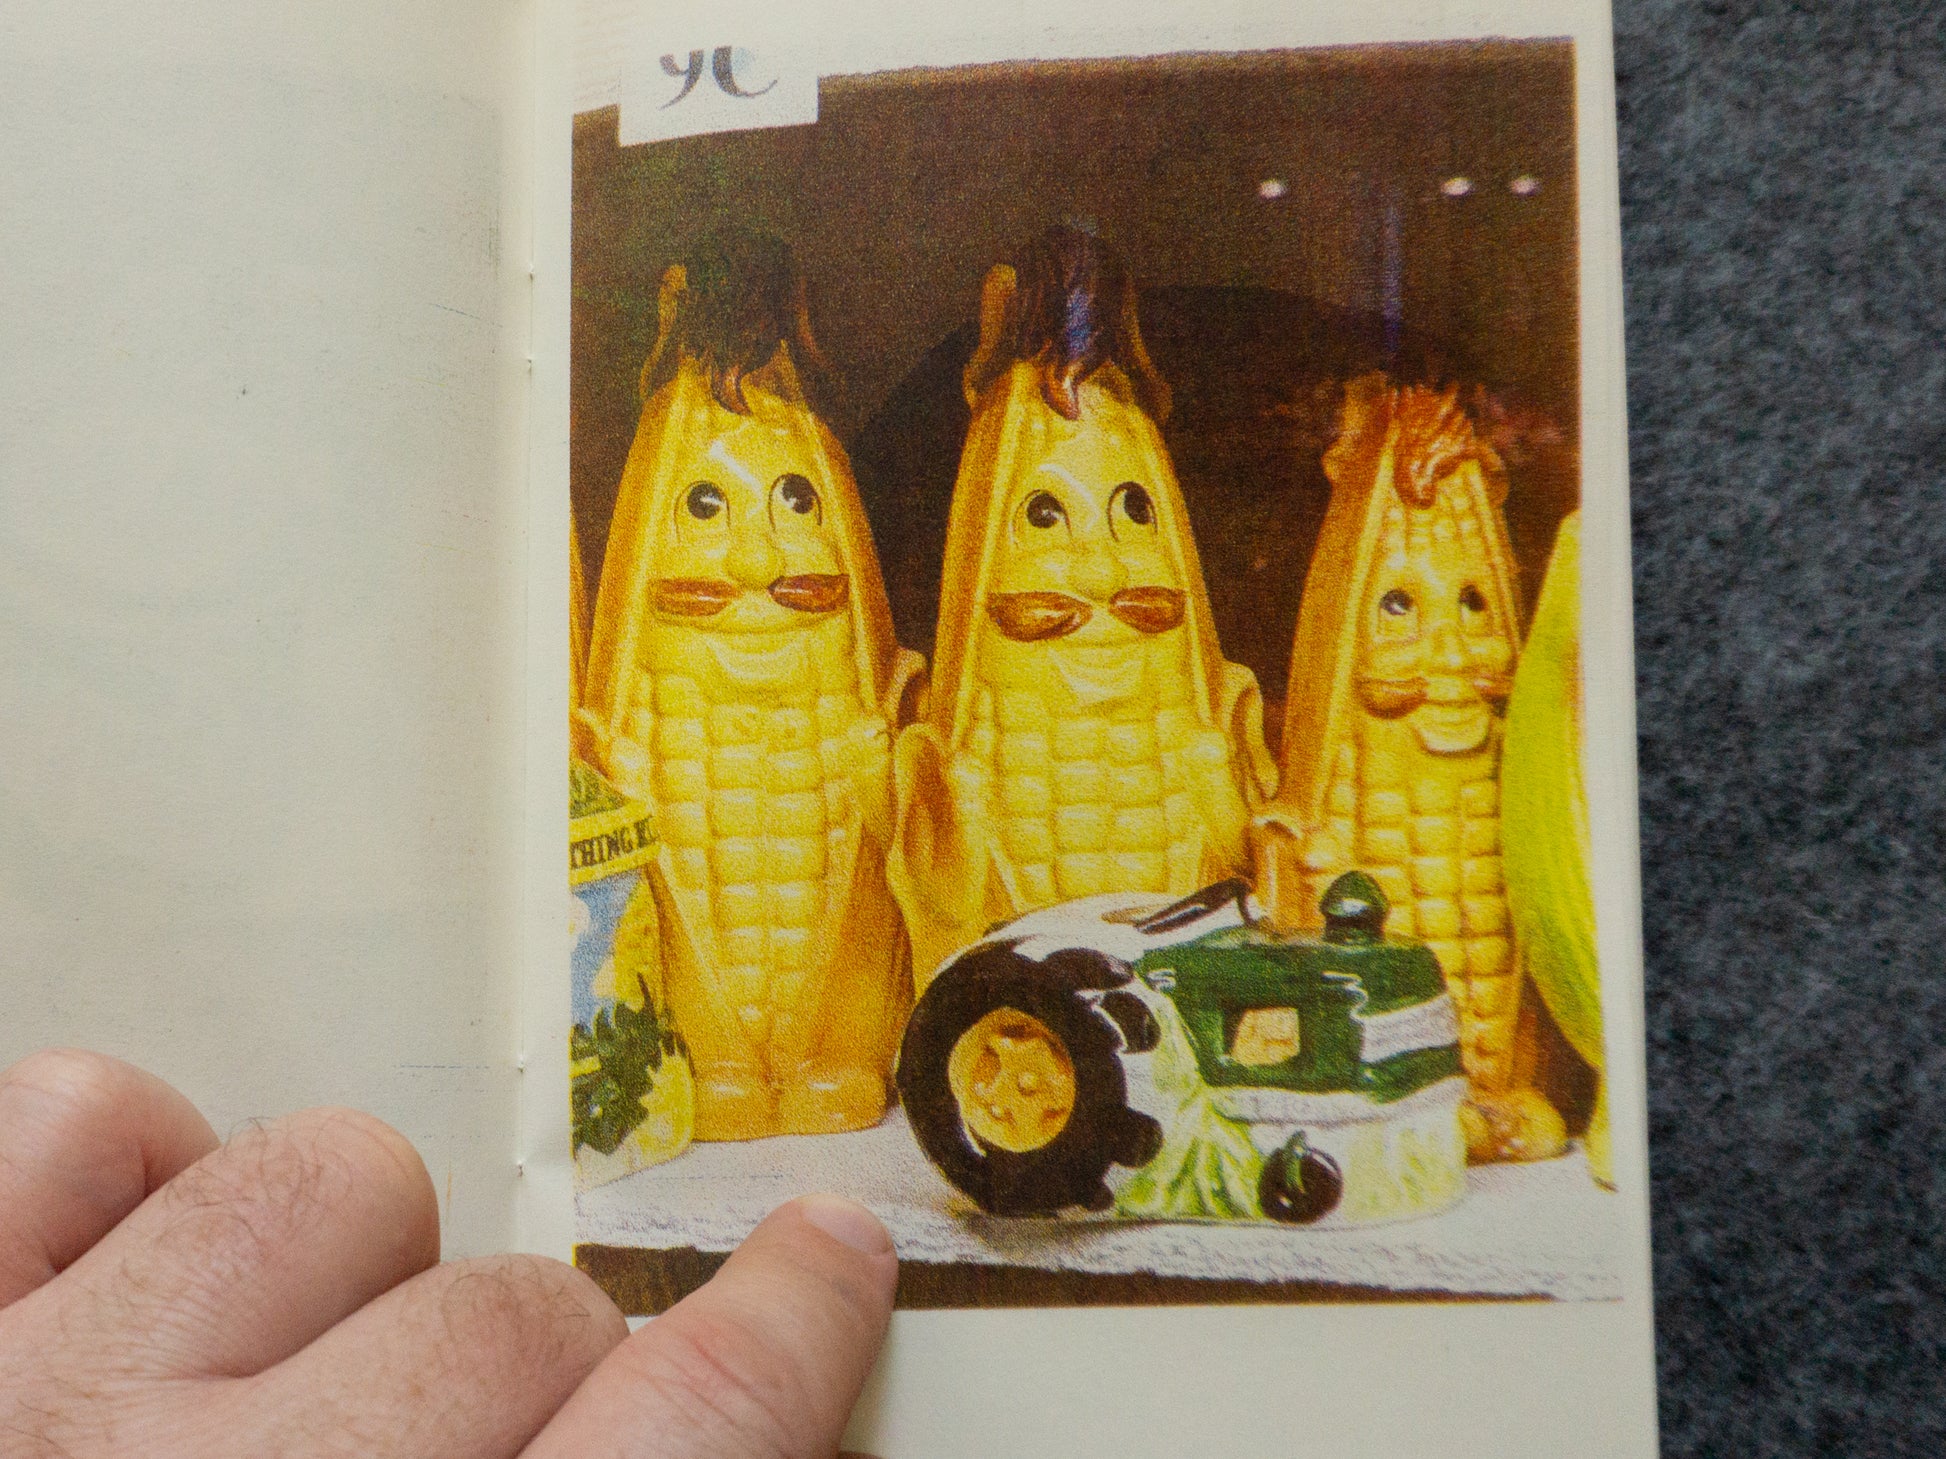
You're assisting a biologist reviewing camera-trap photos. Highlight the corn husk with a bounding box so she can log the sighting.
[1501,511,1609,1185]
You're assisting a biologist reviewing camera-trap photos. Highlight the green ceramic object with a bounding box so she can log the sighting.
[1136,873,1462,1103]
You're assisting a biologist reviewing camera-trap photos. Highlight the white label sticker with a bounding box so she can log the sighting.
[618,16,819,146]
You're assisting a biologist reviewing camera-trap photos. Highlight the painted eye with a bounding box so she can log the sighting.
[772,472,821,521]
[684,482,725,520]
[1024,491,1068,530]
[1109,481,1156,530]
[1380,589,1414,617]
[1458,585,1488,614]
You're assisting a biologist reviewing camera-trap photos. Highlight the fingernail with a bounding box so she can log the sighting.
[799,1193,894,1256]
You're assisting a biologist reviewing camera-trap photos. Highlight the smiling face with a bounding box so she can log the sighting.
[633,393,869,703]
[978,399,1190,708]
[649,407,850,635]
[1356,486,1516,755]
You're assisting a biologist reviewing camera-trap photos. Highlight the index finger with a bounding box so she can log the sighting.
[522,1195,898,1459]
[0,1049,217,1307]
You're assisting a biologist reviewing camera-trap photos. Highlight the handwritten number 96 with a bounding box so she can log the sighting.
[661,47,778,108]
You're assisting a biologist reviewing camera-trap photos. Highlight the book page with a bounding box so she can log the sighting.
[523,0,1657,1450]
[0,0,536,1258]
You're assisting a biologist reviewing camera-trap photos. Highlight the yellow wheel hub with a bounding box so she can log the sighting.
[946,1008,1077,1153]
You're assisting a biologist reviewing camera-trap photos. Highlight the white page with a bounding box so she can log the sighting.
[0,0,535,1258]
[525,0,1658,1452]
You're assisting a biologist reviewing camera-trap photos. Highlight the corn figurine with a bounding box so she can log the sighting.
[579,230,925,1140]
[572,515,591,694]
[1502,511,1609,1185]
[1256,376,1567,1164]
[890,225,1277,985]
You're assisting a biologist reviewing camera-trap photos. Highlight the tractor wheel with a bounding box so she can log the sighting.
[897,943,1160,1215]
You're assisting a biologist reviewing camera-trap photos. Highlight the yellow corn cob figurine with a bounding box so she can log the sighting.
[579,229,925,1140]
[890,226,1276,984]
[571,515,590,694]
[1502,511,1609,1185]
[1256,375,1567,1164]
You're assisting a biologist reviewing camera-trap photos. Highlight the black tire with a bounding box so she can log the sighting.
[897,941,1160,1215]
[1258,1142,1344,1225]
[1097,990,1161,1053]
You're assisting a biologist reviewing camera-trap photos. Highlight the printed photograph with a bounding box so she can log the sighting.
[565,38,1620,1311]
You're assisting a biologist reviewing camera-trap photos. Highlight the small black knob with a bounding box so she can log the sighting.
[1320,871,1387,945]
[1258,1140,1344,1224]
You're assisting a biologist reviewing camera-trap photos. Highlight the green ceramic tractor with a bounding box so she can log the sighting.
[897,872,1467,1226]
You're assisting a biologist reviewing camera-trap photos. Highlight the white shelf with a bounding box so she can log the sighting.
[577,1107,1625,1300]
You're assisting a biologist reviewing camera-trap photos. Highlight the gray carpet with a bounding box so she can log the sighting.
[1615,3,1945,1453]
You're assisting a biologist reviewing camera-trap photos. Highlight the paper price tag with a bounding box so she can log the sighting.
[618,21,818,145]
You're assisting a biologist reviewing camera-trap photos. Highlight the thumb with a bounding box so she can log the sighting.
[521,1195,896,1459]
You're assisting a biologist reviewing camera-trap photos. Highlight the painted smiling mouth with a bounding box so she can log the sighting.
[986,587,1185,642]
[653,575,850,617]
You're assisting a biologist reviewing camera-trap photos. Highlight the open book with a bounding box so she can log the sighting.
[5,0,1657,1451]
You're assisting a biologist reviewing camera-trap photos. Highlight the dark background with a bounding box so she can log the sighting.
[1617,2,1946,1454]
[572,43,1580,723]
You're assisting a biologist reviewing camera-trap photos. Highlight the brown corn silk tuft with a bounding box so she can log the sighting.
[962,224,1172,425]
[637,226,835,417]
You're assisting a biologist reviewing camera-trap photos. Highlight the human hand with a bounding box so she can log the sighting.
[0,1049,895,1458]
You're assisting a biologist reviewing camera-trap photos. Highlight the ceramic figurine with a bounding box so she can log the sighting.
[570,758,694,1188]
[571,516,595,771]
[1255,376,1567,1164]
[889,225,1277,987]
[896,872,1467,1225]
[572,514,591,699]
[1501,512,1609,1186]
[577,229,925,1140]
